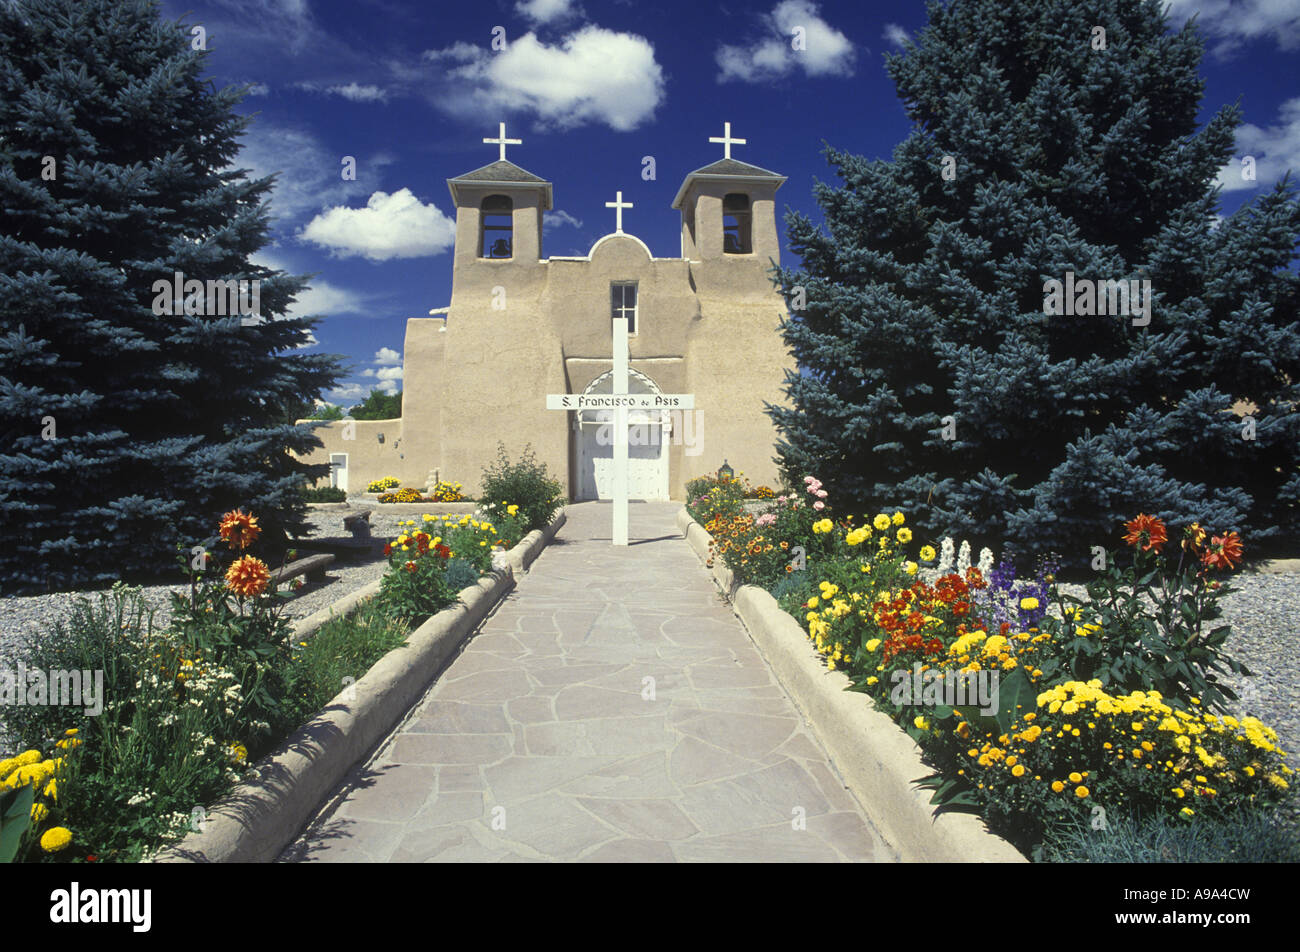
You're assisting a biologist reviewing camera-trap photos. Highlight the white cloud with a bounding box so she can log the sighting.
[1215,96,1300,190]
[299,188,457,261]
[229,122,369,225]
[883,23,910,48]
[328,82,389,102]
[716,0,856,83]
[1165,0,1300,53]
[544,209,583,232]
[327,382,367,402]
[422,26,665,131]
[362,366,403,382]
[515,0,581,25]
[243,81,269,96]
[374,347,402,365]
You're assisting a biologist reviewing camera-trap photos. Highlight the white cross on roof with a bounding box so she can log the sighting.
[605,190,633,233]
[483,121,522,162]
[709,121,747,159]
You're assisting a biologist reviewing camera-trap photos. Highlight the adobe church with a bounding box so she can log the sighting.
[301,122,793,501]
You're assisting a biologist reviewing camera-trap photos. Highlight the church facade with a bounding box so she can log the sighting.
[301,124,793,501]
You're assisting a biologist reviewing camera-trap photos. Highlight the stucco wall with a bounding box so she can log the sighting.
[298,418,405,492]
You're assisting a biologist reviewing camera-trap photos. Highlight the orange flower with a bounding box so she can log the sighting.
[404,561,418,573]
[1183,522,1207,553]
[1122,514,1167,553]
[225,556,270,597]
[218,510,261,550]
[1202,531,1243,571]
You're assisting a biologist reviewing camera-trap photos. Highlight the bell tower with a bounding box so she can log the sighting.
[672,122,785,263]
[446,122,553,277]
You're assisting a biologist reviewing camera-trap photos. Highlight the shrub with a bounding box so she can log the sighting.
[366,477,401,493]
[300,486,346,503]
[479,443,563,533]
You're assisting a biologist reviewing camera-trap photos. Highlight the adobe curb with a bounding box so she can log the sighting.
[150,510,566,863]
[676,507,1026,863]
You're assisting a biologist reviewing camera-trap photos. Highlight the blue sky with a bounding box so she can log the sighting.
[159,0,1300,407]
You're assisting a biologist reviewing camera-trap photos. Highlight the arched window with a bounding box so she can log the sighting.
[723,193,751,254]
[480,195,513,258]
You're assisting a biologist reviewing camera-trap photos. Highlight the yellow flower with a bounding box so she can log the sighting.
[1180,807,1195,817]
[1075,786,1089,798]
[1068,771,1082,783]
[1012,765,1026,777]
[31,803,49,823]
[873,514,891,531]
[865,638,881,652]
[903,561,918,575]
[896,527,912,543]
[1051,780,1065,793]
[812,519,833,534]
[891,511,905,525]
[1019,597,1039,611]
[913,715,930,730]
[40,826,73,853]
[919,545,937,562]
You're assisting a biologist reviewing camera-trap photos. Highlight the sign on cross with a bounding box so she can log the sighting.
[545,318,695,546]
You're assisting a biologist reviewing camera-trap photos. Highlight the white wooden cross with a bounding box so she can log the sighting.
[545,319,694,546]
[484,121,522,162]
[605,190,633,233]
[709,121,746,159]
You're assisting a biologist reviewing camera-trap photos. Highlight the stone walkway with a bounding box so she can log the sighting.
[282,502,894,862]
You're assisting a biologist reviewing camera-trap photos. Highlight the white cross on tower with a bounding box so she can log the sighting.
[605,190,633,233]
[483,121,522,162]
[709,121,747,159]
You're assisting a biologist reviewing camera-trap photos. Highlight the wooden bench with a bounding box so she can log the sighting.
[342,509,373,539]
[270,552,335,586]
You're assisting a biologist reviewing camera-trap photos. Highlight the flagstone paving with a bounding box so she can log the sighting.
[282,502,895,863]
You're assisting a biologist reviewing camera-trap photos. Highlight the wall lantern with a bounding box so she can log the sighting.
[377,432,385,444]
[718,459,734,481]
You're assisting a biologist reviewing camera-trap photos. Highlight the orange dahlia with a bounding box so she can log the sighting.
[1122,514,1167,553]
[225,556,271,597]
[218,510,261,550]
[1202,531,1243,571]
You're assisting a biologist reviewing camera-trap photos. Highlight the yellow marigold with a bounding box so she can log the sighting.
[865,639,881,652]
[919,545,937,562]
[1012,765,1026,777]
[1068,771,1083,783]
[225,556,271,598]
[891,511,905,525]
[896,527,913,543]
[1075,786,1089,798]
[1051,780,1065,793]
[40,826,73,853]
[873,514,891,531]
[30,802,49,823]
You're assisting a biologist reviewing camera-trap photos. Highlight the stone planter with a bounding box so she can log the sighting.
[676,508,1026,863]
[151,511,566,863]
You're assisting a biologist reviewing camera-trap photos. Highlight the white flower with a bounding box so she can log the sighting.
[978,547,995,576]
[127,789,154,806]
[957,540,972,574]
[938,537,955,574]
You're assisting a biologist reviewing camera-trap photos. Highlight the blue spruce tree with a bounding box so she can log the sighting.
[0,0,342,590]
[772,0,1300,567]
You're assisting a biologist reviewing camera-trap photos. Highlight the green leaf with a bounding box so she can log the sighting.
[0,783,36,864]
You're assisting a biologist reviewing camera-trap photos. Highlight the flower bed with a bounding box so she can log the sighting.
[0,502,548,863]
[686,476,1296,859]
